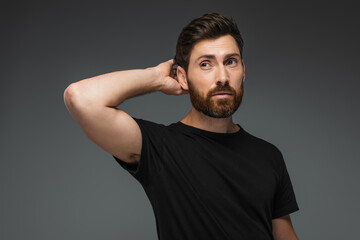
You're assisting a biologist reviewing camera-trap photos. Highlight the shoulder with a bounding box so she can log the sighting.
[133,117,167,128]
[133,117,170,133]
[243,129,282,155]
[132,118,177,142]
[241,129,286,169]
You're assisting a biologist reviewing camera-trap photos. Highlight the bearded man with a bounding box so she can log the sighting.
[64,12,300,240]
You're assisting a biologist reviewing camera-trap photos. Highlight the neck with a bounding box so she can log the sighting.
[180,107,240,134]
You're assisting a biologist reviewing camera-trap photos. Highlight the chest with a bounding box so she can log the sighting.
[160,137,278,210]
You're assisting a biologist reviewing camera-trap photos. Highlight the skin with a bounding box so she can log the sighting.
[272,214,299,240]
[176,34,245,133]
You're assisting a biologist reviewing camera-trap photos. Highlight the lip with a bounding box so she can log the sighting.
[212,91,232,96]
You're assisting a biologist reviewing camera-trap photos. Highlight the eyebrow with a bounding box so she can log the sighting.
[195,53,241,62]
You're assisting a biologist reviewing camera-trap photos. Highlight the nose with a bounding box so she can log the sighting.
[216,64,229,86]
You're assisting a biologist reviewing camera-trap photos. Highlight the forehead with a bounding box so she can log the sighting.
[189,34,240,63]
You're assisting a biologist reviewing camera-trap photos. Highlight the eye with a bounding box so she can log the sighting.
[227,58,238,66]
[200,61,211,69]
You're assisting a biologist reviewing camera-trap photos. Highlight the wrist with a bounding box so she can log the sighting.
[146,67,164,92]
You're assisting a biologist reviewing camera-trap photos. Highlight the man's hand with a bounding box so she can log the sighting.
[150,59,189,96]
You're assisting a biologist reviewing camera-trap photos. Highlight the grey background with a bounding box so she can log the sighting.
[1,1,359,239]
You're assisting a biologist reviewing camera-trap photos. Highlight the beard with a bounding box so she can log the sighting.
[187,76,244,118]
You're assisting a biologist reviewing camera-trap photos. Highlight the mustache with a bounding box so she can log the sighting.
[208,84,236,95]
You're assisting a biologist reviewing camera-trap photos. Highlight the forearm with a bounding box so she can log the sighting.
[65,67,162,108]
[273,232,298,240]
[272,215,299,240]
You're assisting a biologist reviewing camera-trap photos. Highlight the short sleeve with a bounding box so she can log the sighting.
[112,117,165,186]
[272,151,300,219]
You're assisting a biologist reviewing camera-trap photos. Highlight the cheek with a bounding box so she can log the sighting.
[230,67,244,76]
[189,71,213,89]
[230,71,244,85]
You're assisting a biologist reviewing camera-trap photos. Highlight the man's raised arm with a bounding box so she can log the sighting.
[63,59,187,164]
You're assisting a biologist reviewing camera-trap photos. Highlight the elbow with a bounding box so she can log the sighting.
[64,83,79,110]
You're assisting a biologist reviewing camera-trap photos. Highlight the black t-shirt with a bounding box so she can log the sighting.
[112,117,299,240]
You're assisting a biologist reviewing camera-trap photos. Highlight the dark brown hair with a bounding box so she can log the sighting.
[175,13,244,73]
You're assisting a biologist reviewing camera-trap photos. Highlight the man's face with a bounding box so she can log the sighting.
[185,34,245,118]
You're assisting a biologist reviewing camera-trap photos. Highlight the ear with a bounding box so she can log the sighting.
[177,65,189,90]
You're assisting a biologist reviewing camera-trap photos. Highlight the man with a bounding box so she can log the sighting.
[64,13,299,240]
